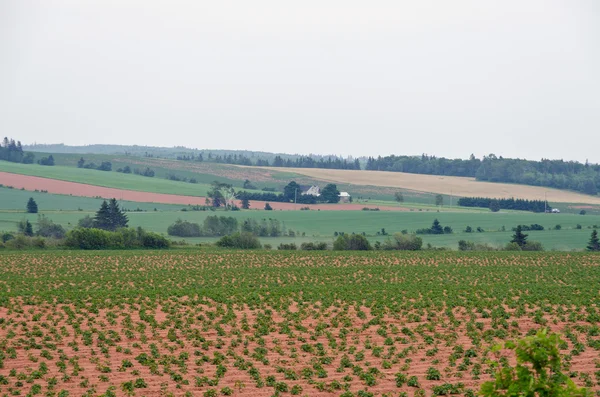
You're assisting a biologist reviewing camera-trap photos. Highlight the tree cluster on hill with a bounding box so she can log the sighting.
[76,157,112,172]
[366,153,600,196]
[240,218,285,237]
[506,225,544,251]
[167,217,288,238]
[457,197,549,213]
[380,233,423,251]
[176,151,360,170]
[167,216,238,237]
[271,155,360,170]
[134,167,155,177]
[237,182,341,205]
[237,191,317,205]
[37,155,55,166]
[215,232,261,249]
[416,219,452,235]
[512,224,544,232]
[333,234,372,250]
[0,137,35,164]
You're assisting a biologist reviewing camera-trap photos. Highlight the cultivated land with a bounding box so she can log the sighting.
[0,173,399,212]
[248,166,600,205]
[2,185,600,251]
[0,251,599,397]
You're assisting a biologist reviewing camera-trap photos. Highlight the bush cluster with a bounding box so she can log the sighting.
[65,228,170,250]
[215,232,261,249]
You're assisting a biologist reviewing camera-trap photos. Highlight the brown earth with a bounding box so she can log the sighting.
[0,171,406,211]
[0,300,597,397]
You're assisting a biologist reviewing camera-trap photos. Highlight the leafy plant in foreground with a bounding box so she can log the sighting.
[480,329,590,397]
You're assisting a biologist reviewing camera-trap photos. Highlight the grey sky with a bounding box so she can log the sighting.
[1,1,599,161]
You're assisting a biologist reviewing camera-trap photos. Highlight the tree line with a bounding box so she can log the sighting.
[0,137,35,164]
[457,197,549,213]
[176,151,360,170]
[366,154,600,196]
[167,217,290,238]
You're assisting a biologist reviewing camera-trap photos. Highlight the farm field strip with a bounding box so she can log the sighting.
[1,251,599,396]
[244,166,600,205]
[0,172,405,211]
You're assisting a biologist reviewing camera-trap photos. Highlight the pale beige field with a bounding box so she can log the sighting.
[242,166,600,205]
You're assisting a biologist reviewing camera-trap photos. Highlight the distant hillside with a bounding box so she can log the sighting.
[24,143,352,163]
[21,143,600,197]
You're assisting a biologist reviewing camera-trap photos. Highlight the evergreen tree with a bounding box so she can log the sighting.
[26,197,38,213]
[77,157,85,168]
[430,219,444,234]
[93,199,128,231]
[94,200,112,230]
[241,197,250,209]
[264,203,273,211]
[108,198,128,230]
[18,219,34,236]
[511,225,528,247]
[24,220,33,237]
[587,230,600,252]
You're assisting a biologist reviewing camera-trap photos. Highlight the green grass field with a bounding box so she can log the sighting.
[0,161,223,196]
[2,183,598,250]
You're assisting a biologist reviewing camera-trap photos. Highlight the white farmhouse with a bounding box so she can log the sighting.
[339,191,351,203]
[303,185,321,197]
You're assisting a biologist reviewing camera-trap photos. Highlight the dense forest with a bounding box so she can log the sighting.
[0,137,35,164]
[366,154,600,196]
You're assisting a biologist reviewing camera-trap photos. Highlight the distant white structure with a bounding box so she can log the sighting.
[339,191,351,203]
[551,208,560,213]
[303,186,321,197]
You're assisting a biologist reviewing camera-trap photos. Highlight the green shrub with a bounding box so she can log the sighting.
[36,215,66,239]
[278,243,297,250]
[142,232,170,249]
[215,232,261,249]
[65,227,170,250]
[333,234,372,251]
[521,241,544,252]
[300,242,328,250]
[381,233,422,251]
[167,219,201,237]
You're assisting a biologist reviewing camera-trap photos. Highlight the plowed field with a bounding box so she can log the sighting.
[1,251,599,396]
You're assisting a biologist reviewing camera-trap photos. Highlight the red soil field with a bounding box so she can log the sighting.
[0,171,407,211]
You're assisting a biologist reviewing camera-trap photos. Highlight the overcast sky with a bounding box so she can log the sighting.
[1,1,599,161]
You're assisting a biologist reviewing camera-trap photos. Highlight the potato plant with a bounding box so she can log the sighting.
[0,251,599,396]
